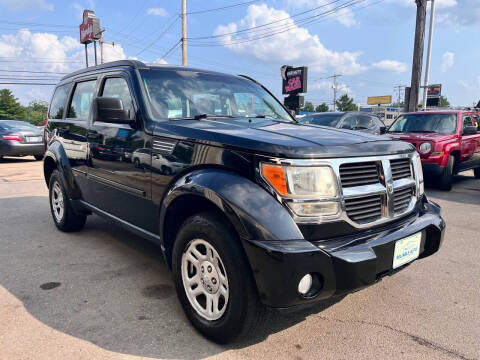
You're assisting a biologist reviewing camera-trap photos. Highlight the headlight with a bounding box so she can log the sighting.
[414,154,425,196]
[260,163,339,217]
[419,142,432,154]
[261,164,338,198]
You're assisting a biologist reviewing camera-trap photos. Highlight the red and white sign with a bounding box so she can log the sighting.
[80,10,95,44]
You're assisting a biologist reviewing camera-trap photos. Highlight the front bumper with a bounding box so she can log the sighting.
[422,162,444,177]
[0,142,44,156]
[242,198,445,308]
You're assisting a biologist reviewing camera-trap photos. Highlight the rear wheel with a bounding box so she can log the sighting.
[172,212,265,343]
[474,168,480,179]
[438,155,454,191]
[49,170,86,232]
[34,155,43,161]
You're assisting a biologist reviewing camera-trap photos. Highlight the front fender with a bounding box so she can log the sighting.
[160,169,304,243]
[44,141,82,199]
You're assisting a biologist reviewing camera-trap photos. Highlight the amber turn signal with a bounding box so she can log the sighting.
[261,164,288,195]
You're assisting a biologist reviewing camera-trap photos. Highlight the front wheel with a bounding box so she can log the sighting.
[172,212,265,343]
[438,155,454,191]
[474,168,480,179]
[49,170,87,232]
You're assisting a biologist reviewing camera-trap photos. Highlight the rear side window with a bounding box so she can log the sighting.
[101,77,134,118]
[68,80,97,120]
[462,115,472,129]
[49,84,71,119]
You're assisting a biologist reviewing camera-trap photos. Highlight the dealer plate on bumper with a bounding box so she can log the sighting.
[393,232,422,269]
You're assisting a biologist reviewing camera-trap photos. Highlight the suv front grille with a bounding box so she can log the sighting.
[390,158,412,180]
[344,194,382,224]
[393,186,414,214]
[339,162,379,188]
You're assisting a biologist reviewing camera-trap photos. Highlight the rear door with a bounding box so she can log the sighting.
[459,113,478,170]
[47,81,91,194]
[86,73,155,232]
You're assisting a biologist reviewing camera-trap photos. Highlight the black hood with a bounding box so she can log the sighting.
[154,118,414,158]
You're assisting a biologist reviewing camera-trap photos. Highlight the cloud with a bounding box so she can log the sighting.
[213,4,366,75]
[0,0,53,11]
[147,7,168,16]
[284,0,357,27]
[0,29,127,104]
[403,0,480,27]
[441,51,454,72]
[154,58,168,64]
[372,60,408,73]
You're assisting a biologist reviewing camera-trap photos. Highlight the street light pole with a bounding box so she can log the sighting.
[182,0,187,66]
[422,0,436,109]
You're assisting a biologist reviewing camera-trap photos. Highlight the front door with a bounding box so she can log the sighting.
[86,74,155,232]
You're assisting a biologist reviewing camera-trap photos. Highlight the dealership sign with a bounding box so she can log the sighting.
[79,10,100,44]
[281,65,308,95]
[427,84,442,98]
[367,95,392,105]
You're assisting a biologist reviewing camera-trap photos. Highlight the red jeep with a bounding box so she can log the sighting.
[388,110,480,190]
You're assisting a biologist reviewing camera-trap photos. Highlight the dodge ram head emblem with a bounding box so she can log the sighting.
[387,183,394,194]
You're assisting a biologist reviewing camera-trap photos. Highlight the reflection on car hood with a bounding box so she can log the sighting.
[154,117,414,158]
[388,132,456,142]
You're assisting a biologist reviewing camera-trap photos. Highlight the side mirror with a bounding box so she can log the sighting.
[93,97,131,124]
[379,126,387,134]
[463,125,477,135]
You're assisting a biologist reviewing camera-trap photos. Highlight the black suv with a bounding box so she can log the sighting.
[43,60,445,343]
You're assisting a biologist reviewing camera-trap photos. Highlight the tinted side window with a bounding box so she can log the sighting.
[68,80,97,119]
[101,77,134,118]
[463,116,472,129]
[49,84,71,119]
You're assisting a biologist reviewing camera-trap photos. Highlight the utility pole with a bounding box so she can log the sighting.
[182,0,187,66]
[407,0,427,112]
[422,0,436,109]
[332,74,341,111]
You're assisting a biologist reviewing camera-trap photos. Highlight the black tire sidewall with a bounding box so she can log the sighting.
[172,213,255,343]
[439,156,454,190]
[49,170,68,228]
[474,168,480,179]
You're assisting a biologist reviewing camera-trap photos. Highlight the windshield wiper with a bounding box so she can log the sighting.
[409,130,437,133]
[170,114,237,121]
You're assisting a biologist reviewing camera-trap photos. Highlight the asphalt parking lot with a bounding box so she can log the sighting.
[0,156,479,360]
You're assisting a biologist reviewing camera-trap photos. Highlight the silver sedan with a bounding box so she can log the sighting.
[0,120,45,161]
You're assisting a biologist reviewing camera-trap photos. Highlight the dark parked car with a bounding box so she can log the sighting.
[299,111,387,135]
[0,120,45,160]
[43,60,445,343]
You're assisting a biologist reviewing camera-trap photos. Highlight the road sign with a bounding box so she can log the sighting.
[427,84,441,98]
[80,10,100,44]
[367,96,392,105]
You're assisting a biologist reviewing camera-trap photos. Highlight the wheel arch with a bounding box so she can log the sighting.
[159,168,303,268]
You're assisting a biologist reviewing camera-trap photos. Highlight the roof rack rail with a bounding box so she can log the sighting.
[61,60,148,81]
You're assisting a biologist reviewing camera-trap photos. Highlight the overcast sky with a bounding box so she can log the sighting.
[0,0,478,108]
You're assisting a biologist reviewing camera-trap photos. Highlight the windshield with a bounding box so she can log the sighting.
[140,69,293,121]
[298,113,343,127]
[0,121,38,131]
[388,113,457,134]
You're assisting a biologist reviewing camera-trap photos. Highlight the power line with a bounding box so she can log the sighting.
[189,0,367,47]
[187,0,344,40]
[160,40,182,60]
[0,82,56,85]
[185,0,260,15]
[0,69,68,74]
[135,16,180,56]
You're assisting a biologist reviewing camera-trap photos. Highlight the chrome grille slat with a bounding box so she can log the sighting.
[390,159,412,180]
[344,194,382,223]
[339,161,380,188]
[393,186,414,214]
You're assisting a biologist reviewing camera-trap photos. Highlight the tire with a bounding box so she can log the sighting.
[48,170,87,232]
[474,168,480,179]
[133,158,140,168]
[34,155,43,161]
[172,212,265,344]
[438,155,454,191]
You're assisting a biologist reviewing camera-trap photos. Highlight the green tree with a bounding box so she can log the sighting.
[335,94,357,112]
[301,101,314,112]
[25,100,49,125]
[439,96,450,108]
[315,103,329,112]
[0,89,25,120]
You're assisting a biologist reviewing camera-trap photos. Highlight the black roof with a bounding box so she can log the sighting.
[60,60,240,81]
